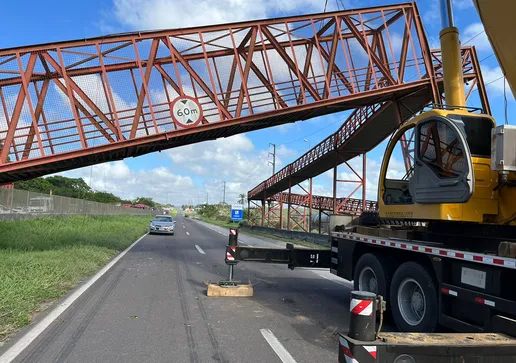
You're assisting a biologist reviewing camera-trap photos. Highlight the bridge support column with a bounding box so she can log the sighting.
[261,196,265,227]
[362,153,366,212]
[279,202,283,229]
[308,177,312,233]
[287,177,292,230]
[333,164,338,214]
[247,199,250,224]
[318,209,322,234]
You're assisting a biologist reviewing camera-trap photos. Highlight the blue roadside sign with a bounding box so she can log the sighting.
[231,204,243,221]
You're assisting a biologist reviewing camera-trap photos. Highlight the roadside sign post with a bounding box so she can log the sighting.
[231,204,243,222]
[226,228,239,281]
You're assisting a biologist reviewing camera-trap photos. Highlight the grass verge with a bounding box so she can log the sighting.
[0,215,149,341]
[197,216,240,229]
[196,216,328,249]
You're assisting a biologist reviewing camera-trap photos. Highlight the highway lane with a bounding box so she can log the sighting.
[3,215,356,363]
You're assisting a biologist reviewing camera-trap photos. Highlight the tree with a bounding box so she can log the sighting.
[90,191,121,204]
[133,196,156,208]
[238,193,247,205]
[14,178,53,194]
[45,176,91,198]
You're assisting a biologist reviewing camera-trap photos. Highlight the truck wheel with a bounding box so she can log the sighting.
[354,253,392,300]
[390,262,438,332]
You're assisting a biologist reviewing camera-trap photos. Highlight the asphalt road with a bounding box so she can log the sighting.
[4,215,356,363]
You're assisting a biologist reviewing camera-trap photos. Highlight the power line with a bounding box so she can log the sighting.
[471,75,505,93]
[463,30,485,46]
[479,53,495,63]
[281,118,343,145]
[247,153,269,179]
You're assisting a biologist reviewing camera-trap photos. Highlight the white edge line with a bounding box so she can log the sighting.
[195,245,206,255]
[0,233,148,363]
[260,329,297,363]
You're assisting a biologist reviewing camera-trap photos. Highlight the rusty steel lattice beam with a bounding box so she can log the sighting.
[271,192,377,215]
[248,46,490,203]
[1,3,439,182]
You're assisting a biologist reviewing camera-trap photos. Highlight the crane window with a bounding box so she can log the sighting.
[454,116,493,157]
[418,120,466,179]
[383,126,415,205]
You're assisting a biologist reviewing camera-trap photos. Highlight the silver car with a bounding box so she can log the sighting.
[149,215,175,235]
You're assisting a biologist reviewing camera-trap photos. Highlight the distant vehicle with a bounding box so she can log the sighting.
[149,215,175,235]
[28,196,54,213]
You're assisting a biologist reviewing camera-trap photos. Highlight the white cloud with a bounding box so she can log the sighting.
[454,0,473,10]
[110,0,352,30]
[60,161,196,205]
[423,0,474,26]
[481,65,506,96]
[463,22,491,52]
[166,133,295,190]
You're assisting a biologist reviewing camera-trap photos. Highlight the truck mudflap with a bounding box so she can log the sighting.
[338,332,516,363]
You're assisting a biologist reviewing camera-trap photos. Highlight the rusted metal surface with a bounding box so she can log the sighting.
[271,191,377,215]
[2,2,442,182]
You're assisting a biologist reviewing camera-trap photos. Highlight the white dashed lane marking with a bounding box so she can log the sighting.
[195,245,205,255]
[260,329,297,363]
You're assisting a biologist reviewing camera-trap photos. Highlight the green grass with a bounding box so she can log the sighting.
[197,216,240,229]
[197,217,328,249]
[0,215,149,341]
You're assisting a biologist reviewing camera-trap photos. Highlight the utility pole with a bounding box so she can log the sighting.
[222,181,226,204]
[206,192,209,204]
[268,143,276,175]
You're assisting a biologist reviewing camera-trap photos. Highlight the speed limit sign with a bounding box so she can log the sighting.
[170,96,203,128]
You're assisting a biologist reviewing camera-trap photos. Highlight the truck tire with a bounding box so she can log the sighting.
[354,253,393,301]
[390,262,438,332]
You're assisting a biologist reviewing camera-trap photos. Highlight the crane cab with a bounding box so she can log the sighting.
[378,108,500,223]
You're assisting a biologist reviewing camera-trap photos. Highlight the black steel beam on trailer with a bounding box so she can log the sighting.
[233,243,331,270]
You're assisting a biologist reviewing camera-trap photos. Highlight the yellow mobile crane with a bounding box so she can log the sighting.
[222,1,516,361]
[378,0,516,228]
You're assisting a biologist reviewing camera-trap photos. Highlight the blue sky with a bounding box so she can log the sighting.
[1,0,513,205]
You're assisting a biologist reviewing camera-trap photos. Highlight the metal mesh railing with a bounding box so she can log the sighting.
[0,187,155,217]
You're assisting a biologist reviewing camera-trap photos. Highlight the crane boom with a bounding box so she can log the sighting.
[473,0,516,98]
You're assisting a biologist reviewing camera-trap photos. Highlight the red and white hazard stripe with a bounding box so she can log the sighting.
[335,232,516,270]
[339,337,359,363]
[475,297,496,307]
[350,298,373,316]
[226,246,236,261]
[364,346,377,359]
[229,229,237,235]
[441,287,458,296]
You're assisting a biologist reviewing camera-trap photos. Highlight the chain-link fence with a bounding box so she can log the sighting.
[0,187,156,218]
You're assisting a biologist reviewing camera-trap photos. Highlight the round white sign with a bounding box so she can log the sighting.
[170,96,203,128]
